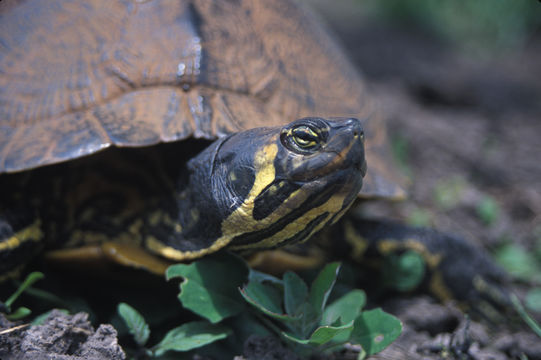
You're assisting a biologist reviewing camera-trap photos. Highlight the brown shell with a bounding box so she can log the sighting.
[0,0,403,198]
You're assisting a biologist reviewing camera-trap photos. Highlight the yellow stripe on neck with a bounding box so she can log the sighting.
[230,193,349,250]
[146,143,280,261]
[0,219,42,251]
[220,143,279,237]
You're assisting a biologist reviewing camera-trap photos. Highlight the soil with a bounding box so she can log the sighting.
[1,2,541,360]
[0,310,125,360]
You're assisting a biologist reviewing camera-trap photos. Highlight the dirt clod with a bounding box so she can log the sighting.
[0,310,125,360]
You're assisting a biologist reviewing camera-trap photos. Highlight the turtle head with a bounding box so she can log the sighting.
[146,117,366,260]
[212,117,366,250]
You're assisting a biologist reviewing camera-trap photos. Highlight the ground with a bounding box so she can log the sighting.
[0,310,125,360]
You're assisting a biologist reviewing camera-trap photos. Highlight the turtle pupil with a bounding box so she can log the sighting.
[280,123,325,154]
[292,126,319,148]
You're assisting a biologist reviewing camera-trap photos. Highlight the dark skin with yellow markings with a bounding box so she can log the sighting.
[0,118,366,278]
[145,117,366,260]
[320,216,512,318]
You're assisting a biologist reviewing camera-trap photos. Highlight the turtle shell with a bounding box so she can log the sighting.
[0,0,403,198]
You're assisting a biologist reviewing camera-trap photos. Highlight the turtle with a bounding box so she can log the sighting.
[0,0,507,313]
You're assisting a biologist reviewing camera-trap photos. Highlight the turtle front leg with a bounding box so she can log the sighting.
[44,242,171,276]
[327,215,512,320]
[0,211,43,281]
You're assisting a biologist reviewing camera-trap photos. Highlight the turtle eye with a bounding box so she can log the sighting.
[292,125,320,149]
[281,124,323,154]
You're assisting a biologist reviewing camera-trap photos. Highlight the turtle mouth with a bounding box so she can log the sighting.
[322,131,366,180]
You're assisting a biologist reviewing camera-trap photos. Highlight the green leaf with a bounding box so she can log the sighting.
[117,303,150,346]
[494,243,541,282]
[382,251,426,292]
[282,321,354,346]
[240,281,291,321]
[280,331,310,345]
[166,253,248,323]
[230,312,273,340]
[309,321,355,345]
[17,286,68,309]
[357,347,367,360]
[433,176,467,210]
[476,196,500,225]
[350,308,402,355]
[283,272,308,317]
[322,289,366,326]
[152,321,231,357]
[248,269,283,287]
[406,207,432,228]
[5,272,44,309]
[309,262,341,314]
[526,288,541,313]
[6,307,31,320]
[390,135,411,177]
[300,303,323,339]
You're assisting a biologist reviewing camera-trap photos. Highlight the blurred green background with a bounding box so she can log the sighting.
[307,0,541,58]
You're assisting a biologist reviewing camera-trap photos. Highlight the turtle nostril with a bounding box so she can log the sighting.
[353,130,364,139]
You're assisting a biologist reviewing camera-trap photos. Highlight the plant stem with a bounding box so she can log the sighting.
[5,272,44,308]
[511,294,541,338]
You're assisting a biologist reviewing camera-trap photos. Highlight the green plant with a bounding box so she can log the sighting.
[511,294,541,339]
[476,195,500,225]
[119,253,402,358]
[494,241,541,334]
[1,271,44,320]
[433,176,467,210]
[390,134,412,178]
[167,252,249,324]
[406,207,433,228]
[240,262,401,357]
[494,243,541,283]
[525,288,541,313]
[117,302,231,357]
